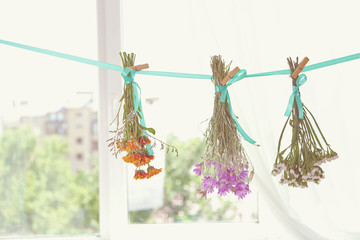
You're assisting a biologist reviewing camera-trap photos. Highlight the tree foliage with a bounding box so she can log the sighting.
[130,135,253,223]
[0,127,256,235]
[0,127,99,236]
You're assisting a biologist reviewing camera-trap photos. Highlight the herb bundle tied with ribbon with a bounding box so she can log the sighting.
[108,52,177,180]
[193,55,256,199]
[273,57,338,187]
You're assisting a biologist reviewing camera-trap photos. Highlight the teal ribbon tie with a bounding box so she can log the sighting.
[284,74,307,119]
[121,68,154,155]
[215,69,256,145]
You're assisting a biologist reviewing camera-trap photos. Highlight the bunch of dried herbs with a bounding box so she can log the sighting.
[272,57,338,187]
[193,55,253,199]
[108,52,177,180]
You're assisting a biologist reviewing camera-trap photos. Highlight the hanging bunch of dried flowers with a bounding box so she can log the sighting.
[272,57,338,187]
[108,52,177,180]
[193,55,255,199]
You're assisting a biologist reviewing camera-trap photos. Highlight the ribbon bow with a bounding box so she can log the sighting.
[215,69,256,145]
[284,74,307,119]
[121,68,154,155]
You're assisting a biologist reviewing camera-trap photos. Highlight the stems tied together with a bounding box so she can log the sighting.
[108,52,177,180]
[273,57,338,187]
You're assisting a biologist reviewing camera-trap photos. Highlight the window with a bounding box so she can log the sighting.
[96,1,267,239]
[0,0,99,238]
[92,140,98,151]
[0,1,264,239]
[77,137,83,144]
[76,153,83,161]
[121,0,261,227]
[57,112,64,121]
[126,87,259,225]
[92,120,98,135]
[50,113,57,121]
[6,1,359,240]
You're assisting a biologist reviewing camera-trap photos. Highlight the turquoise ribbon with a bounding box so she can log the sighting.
[121,68,154,155]
[1,39,360,79]
[2,39,360,142]
[284,74,307,119]
[215,69,256,144]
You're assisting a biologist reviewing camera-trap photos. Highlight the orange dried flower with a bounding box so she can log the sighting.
[117,141,125,151]
[146,166,162,179]
[122,153,135,163]
[130,154,151,167]
[133,161,142,167]
[134,170,147,180]
[130,153,141,167]
[134,153,142,161]
[138,136,151,146]
[125,142,131,152]
[142,154,154,164]
[125,141,133,152]
[123,139,141,152]
[132,139,141,150]
[119,138,156,168]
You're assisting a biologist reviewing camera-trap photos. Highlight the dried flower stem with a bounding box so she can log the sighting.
[193,55,252,199]
[204,56,250,170]
[273,57,338,187]
[107,52,177,180]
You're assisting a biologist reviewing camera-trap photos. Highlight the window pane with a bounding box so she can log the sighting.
[0,0,99,236]
[121,0,259,224]
[128,137,259,224]
[122,77,259,224]
[0,99,99,236]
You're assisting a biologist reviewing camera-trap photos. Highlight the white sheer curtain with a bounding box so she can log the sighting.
[227,0,360,239]
[123,0,360,239]
[242,57,360,240]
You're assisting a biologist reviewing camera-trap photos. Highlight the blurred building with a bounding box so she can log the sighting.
[3,95,98,172]
[42,106,98,172]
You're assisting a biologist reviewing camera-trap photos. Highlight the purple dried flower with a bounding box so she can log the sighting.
[238,169,249,180]
[195,161,252,199]
[193,163,202,176]
[201,176,216,193]
[217,181,231,196]
[234,182,251,199]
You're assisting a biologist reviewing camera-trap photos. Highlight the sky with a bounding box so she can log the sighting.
[0,0,98,119]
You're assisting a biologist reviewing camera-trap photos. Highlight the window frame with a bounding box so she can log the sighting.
[1,0,268,239]
[97,1,129,240]
[97,1,267,240]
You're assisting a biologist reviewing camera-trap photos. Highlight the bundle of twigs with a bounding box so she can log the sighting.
[193,55,252,199]
[272,57,338,187]
[108,52,177,180]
